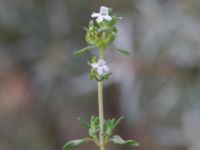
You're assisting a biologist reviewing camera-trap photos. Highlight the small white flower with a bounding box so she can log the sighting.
[91,59,106,68]
[91,6,112,23]
[98,59,106,66]
[97,66,110,75]
[102,65,110,72]
[97,67,104,75]
[91,59,110,75]
[91,63,98,68]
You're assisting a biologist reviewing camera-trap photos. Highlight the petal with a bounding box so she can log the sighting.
[100,6,109,15]
[102,66,110,72]
[91,63,98,68]
[97,68,103,75]
[96,16,103,23]
[98,59,106,66]
[104,15,112,21]
[91,12,100,18]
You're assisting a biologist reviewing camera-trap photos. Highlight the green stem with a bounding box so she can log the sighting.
[98,49,105,150]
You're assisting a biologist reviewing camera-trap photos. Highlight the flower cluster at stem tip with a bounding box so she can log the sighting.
[85,6,120,49]
[73,6,130,81]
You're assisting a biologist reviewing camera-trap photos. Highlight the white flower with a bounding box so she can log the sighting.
[97,59,106,66]
[91,59,110,75]
[91,59,105,68]
[91,63,98,68]
[97,65,110,75]
[91,6,112,23]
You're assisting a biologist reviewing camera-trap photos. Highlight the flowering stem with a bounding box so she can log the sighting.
[98,48,105,150]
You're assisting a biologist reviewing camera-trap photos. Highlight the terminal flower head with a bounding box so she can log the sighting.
[91,6,112,23]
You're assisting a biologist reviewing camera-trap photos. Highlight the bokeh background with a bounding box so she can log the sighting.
[1,0,200,150]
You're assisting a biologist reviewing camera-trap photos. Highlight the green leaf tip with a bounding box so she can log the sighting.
[63,139,88,150]
[77,117,91,129]
[73,46,96,55]
[113,116,123,129]
[111,135,140,147]
[110,47,130,55]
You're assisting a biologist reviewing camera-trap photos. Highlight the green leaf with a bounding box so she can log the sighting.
[110,47,130,55]
[98,26,110,32]
[88,128,99,137]
[88,128,94,136]
[89,20,94,27]
[88,116,99,137]
[63,139,88,150]
[77,117,91,129]
[90,116,96,125]
[91,56,97,63]
[73,46,96,55]
[111,118,115,125]
[89,74,95,80]
[111,135,140,147]
[106,32,116,44]
[85,33,96,45]
[105,122,112,136]
[107,120,112,128]
[92,117,99,127]
[105,117,123,137]
[90,116,99,126]
[112,116,123,129]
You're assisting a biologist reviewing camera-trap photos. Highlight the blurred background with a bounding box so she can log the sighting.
[0,0,200,150]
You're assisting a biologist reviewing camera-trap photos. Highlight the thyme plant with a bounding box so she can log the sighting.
[63,6,139,150]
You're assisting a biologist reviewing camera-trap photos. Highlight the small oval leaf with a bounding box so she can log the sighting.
[111,135,140,147]
[63,139,87,150]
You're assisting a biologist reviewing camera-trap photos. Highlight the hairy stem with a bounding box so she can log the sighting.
[98,49,105,150]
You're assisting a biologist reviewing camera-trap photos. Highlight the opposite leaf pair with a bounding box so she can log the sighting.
[63,116,139,150]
